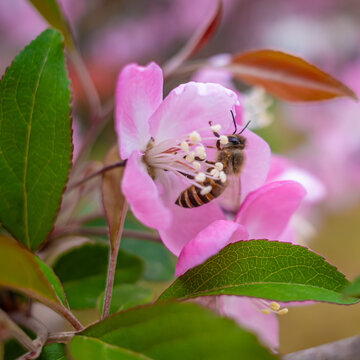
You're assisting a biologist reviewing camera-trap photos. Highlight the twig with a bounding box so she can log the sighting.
[55,307,83,331]
[50,225,161,243]
[10,312,48,360]
[0,310,37,354]
[46,331,75,344]
[282,335,360,360]
[67,160,127,191]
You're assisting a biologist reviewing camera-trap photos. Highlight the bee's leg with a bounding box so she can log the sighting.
[216,139,221,150]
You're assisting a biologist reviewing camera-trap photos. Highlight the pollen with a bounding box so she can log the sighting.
[269,302,280,312]
[200,185,212,195]
[215,162,223,171]
[185,152,195,162]
[210,168,220,178]
[261,309,271,315]
[180,141,190,152]
[195,172,206,183]
[195,145,207,160]
[189,131,202,144]
[219,135,228,145]
[219,171,227,183]
[278,308,289,315]
[210,124,222,132]
[192,161,201,170]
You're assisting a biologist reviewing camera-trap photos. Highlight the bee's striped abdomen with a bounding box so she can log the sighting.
[175,179,225,208]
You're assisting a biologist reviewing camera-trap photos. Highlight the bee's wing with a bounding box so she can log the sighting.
[218,173,242,213]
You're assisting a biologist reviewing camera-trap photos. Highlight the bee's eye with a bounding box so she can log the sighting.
[228,136,240,145]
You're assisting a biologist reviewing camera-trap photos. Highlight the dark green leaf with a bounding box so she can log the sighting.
[0,29,72,251]
[53,244,143,309]
[159,240,358,304]
[97,284,153,315]
[70,302,277,360]
[0,235,68,314]
[28,0,74,48]
[38,343,68,360]
[342,275,360,297]
[122,212,175,282]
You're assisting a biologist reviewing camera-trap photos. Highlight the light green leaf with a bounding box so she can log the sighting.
[0,235,68,313]
[97,284,153,315]
[28,0,74,48]
[0,29,72,251]
[53,244,144,309]
[70,302,276,360]
[159,240,358,304]
[70,336,152,360]
[38,343,68,360]
[343,275,360,297]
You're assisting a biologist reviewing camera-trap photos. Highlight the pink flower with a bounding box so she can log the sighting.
[115,62,271,255]
[174,179,306,350]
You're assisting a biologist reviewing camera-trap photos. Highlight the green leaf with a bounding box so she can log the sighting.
[342,275,360,297]
[28,0,74,49]
[159,240,358,304]
[70,302,276,360]
[0,235,68,314]
[70,336,152,360]
[122,212,175,282]
[0,29,72,251]
[53,244,144,309]
[38,343,68,360]
[97,284,153,315]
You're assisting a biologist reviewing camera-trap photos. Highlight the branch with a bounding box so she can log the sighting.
[67,160,127,191]
[10,312,48,360]
[282,335,360,360]
[47,331,75,344]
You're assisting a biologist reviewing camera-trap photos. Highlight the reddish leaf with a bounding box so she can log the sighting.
[101,146,127,252]
[227,50,357,101]
[163,1,222,77]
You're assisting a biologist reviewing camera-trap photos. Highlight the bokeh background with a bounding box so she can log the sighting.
[1,0,360,354]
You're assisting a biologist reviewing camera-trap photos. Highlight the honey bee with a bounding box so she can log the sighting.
[175,112,250,208]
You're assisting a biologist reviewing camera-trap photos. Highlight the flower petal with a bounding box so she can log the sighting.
[221,296,279,350]
[149,82,239,143]
[235,180,306,239]
[122,152,170,229]
[115,62,163,159]
[240,129,271,201]
[175,220,249,276]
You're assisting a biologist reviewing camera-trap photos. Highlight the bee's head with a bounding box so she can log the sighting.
[226,135,246,149]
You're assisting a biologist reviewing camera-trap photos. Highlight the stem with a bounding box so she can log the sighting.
[56,307,83,331]
[67,160,127,191]
[47,331,75,344]
[10,312,48,360]
[0,310,37,354]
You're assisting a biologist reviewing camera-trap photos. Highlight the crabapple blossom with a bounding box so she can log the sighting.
[116,62,271,255]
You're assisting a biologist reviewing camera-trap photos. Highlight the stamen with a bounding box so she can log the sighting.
[195,145,207,160]
[219,135,228,145]
[210,168,220,178]
[278,308,288,315]
[219,171,227,183]
[180,141,190,152]
[210,124,221,132]
[185,152,195,162]
[269,302,280,312]
[215,162,223,171]
[261,309,271,315]
[195,172,206,183]
[189,131,201,144]
[200,186,212,195]
[192,161,201,170]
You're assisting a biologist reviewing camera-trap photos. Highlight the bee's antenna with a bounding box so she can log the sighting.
[231,110,237,134]
[238,120,251,135]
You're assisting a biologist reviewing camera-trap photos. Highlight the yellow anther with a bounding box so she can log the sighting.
[261,309,271,315]
[185,152,195,162]
[210,124,222,132]
[195,172,206,183]
[215,162,224,171]
[200,185,212,195]
[180,141,190,152]
[269,302,281,312]
[278,308,288,316]
[219,135,228,145]
[189,131,201,144]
